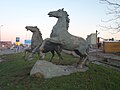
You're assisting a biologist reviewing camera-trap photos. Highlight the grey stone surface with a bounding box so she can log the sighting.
[30,60,88,79]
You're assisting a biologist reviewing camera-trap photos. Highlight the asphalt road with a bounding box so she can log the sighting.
[0,48,24,62]
[0,48,24,55]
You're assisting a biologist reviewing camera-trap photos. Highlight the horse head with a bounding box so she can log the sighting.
[25,26,38,32]
[25,26,42,35]
[48,8,70,30]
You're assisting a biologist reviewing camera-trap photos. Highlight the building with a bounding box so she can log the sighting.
[0,41,12,49]
[103,41,120,53]
[86,33,96,47]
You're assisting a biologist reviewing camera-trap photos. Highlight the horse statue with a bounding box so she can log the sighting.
[40,8,89,68]
[25,26,63,62]
[24,26,44,60]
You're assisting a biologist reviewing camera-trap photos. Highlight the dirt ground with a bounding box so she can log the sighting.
[63,48,120,71]
[88,48,120,70]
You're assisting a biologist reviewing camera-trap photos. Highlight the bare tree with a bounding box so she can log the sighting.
[100,0,120,33]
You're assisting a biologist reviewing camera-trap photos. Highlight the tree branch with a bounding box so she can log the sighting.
[100,0,120,7]
[100,0,120,33]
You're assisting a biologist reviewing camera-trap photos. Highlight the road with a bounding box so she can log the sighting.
[0,48,24,62]
[0,49,15,55]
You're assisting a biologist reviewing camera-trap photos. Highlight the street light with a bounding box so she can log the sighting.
[0,25,3,42]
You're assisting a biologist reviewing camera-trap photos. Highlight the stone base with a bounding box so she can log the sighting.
[30,60,88,79]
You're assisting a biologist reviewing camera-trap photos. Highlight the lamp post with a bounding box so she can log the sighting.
[0,25,3,49]
[0,25,3,42]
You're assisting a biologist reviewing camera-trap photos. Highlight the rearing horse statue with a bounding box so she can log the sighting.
[40,8,89,68]
[24,26,44,60]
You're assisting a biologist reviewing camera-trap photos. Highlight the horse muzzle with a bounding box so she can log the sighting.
[25,27,29,31]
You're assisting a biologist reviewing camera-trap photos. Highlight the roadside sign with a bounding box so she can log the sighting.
[24,40,31,45]
[16,37,20,42]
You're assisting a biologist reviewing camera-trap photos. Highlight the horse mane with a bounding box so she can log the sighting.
[34,27,42,39]
[64,11,70,30]
[37,28,42,37]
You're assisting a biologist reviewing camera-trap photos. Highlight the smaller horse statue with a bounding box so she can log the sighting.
[24,26,44,60]
[40,8,89,68]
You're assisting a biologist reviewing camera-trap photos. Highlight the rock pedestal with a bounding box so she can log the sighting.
[30,60,88,79]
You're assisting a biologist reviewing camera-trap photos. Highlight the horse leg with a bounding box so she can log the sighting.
[28,44,42,60]
[41,53,45,60]
[23,50,27,60]
[23,49,32,61]
[84,55,89,66]
[50,50,55,62]
[55,45,63,64]
[28,52,34,60]
[76,56,84,68]
[74,49,85,68]
[56,50,63,64]
[81,56,87,67]
[38,51,45,60]
[40,38,60,51]
[78,54,90,68]
[23,50,26,58]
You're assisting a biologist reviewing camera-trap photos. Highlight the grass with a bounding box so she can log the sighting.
[0,52,120,90]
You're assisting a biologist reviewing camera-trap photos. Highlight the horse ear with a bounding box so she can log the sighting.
[62,8,64,11]
[35,26,37,28]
